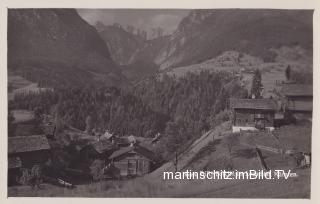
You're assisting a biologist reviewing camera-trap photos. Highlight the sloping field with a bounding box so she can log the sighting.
[11,110,34,124]
[148,122,231,179]
[8,75,51,101]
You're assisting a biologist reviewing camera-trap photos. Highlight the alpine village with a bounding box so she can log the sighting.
[7,9,312,197]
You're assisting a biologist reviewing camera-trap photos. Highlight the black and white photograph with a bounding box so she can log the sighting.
[5,2,315,199]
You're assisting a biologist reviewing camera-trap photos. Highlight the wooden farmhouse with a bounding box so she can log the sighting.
[64,139,117,181]
[281,84,313,121]
[230,98,278,133]
[80,139,116,161]
[108,144,156,177]
[8,135,51,185]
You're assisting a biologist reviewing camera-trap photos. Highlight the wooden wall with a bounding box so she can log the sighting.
[233,109,274,127]
[113,154,151,177]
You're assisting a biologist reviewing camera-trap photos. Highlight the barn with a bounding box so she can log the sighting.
[80,139,116,161]
[281,84,313,121]
[8,135,51,185]
[108,144,156,177]
[63,139,118,182]
[230,98,278,132]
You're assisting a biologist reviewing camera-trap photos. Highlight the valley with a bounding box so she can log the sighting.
[7,8,313,198]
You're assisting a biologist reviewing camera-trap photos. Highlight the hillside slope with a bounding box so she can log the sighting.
[148,122,231,179]
[8,9,127,87]
[95,9,312,73]
[156,9,313,69]
[96,22,161,81]
[96,22,147,65]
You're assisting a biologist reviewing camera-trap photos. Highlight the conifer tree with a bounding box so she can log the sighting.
[251,69,262,98]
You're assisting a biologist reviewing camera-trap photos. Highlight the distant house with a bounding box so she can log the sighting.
[108,144,156,177]
[80,139,116,161]
[230,98,278,133]
[8,135,51,185]
[281,84,313,120]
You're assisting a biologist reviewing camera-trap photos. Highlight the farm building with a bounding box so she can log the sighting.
[281,84,313,120]
[230,98,278,133]
[80,139,117,161]
[108,144,156,177]
[8,135,51,185]
[8,135,51,168]
[60,139,118,182]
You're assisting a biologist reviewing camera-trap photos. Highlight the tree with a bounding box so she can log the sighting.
[285,65,291,81]
[126,25,134,34]
[8,111,16,136]
[141,30,147,40]
[54,96,64,134]
[251,69,262,98]
[85,115,93,135]
[163,121,181,154]
[156,27,163,38]
[33,107,43,134]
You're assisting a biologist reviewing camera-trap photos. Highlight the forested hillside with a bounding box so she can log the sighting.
[10,71,247,159]
[10,87,168,137]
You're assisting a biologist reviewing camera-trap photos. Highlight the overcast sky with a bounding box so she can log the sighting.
[77,9,190,36]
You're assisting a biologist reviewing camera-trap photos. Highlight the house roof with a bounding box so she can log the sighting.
[287,101,313,112]
[230,98,278,110]
[281,84,313,97]
[91,139,115,154]
[8,157,22,169]
[8,135,50,154]
[109,145,156,161]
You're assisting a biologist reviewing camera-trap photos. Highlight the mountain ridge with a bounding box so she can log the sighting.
[8,9,127,88]
[96,9,313,72]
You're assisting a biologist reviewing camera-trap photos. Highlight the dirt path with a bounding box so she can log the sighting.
[148,122,231,179]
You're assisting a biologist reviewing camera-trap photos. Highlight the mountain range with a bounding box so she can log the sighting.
[8,9,313,88]
[97,9,313,71]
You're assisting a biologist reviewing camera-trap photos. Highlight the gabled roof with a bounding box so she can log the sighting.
[281,84,313,97]
[230,98,277,111]
[8,135,50,154]
[287,101,313,112]
[8,157,22,169]
[91,139,115,154]
[109,145,156,161]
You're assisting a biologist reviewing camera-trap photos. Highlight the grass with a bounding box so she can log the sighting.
[8,167,310,198]
[8,74,51,101]
[8,122,312,198]
[11,110,34,124]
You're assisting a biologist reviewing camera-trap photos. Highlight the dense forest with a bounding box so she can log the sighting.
[10,87,168,137]
[10,71,247,159]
